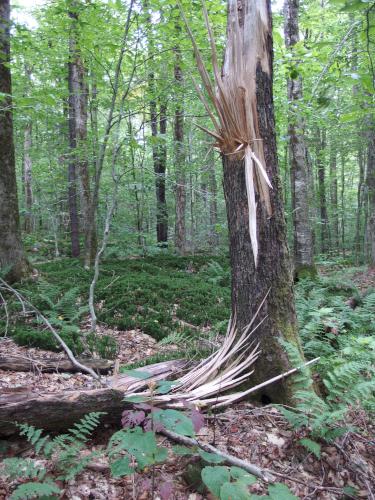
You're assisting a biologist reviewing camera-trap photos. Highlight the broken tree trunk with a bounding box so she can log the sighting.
[0,356,114,374]
[0,359,187,436]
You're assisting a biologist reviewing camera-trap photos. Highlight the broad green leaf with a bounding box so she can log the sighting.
[120,369,151,380]
[110,457,134,477]
[230,467,257,485]
[199,450,225,463]
[153,409,195,437]
[220,480,251,500]
[201,466,230,498]
[268,483,298,500]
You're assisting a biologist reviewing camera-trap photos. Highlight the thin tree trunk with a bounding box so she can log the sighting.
[221,0,303,404]
[317,128,329,254]
[366,117,375,267]
[23,119,33,234]
[354,150,364,262]
[340,152,346,256]
[329,142,338,251]
[283,0,315,278]
[0,0,29,282]
[174,43,187,255]
[208,151,219,247]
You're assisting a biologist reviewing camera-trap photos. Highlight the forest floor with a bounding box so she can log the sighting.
[0,257,374,499]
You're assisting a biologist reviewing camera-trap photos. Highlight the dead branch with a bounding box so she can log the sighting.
[0,278,102,382]
[159,428,275,483]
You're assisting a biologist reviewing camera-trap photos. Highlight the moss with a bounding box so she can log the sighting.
[294,264,318,281]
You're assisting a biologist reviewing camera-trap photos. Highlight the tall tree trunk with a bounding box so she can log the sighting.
[208,151,218,248]
[366,118,375,267]
[354,150,365,262]
[340,152,346,256]
[221,0,303,404]
[145,1,168,247]
[283,0,315,278]
[0,0,29,282]
[174,44,187,255]
[23,119,33,234]
[317,129,329,254]
[67,58,81,258]
[68,2,94,266]
[329,142,338,251]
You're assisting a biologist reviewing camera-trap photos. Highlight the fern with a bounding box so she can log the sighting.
[3,458,46,481]
[15,412,106,483]
[10,481,60,500]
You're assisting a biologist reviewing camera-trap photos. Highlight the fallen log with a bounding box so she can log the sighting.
[0,355,114,374]
[0,359,187,436]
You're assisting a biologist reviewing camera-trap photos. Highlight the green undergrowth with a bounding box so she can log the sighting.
[2,255,231,351]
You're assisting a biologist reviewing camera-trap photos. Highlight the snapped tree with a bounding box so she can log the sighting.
[183,0,306,403]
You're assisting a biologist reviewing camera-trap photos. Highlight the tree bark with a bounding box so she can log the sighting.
[316,128,329,254]
[23,119,33,234]
[208,153,219,247]
[68,1,95,266]
[354,150,365,262]
[0,359,186,436]
[366,117,375,267]
[0,356,114,373]
[283,0,315,278]
[221,0,303,404]
[0,0,29,282]
[174,43,187,255]
[329,142,339,251]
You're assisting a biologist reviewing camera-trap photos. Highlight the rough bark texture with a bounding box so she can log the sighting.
[0,359,186,436]
[329,143,339,250]
[222,0,302,404]
[0,356,114,373]
[68,2,95,265]
[284,0,315,278]
[355,150,365,261]
[208,151,219,247]
[23,119,33,234]
[174,44,187,255]
[67,45,81,258]
[316,129,329,254]
[0,0,29,282]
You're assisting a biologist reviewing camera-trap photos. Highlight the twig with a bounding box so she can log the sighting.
[0,278,102,382]
[0,290,9,337]
[159,428,275,483]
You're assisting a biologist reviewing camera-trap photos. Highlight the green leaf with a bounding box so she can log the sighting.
[10,482,60,500]
[268,483,298,500]
[299,438,321,458]
[230,467,257,485]
[110,457,134,477]
[220,481,251,500]
[123,395,147,403]
[121,369,151,380]
[153,409,195,437]
[155,380,177,394]
[172,445,195,456]
[201,466,230,498]
[199,450,225,463]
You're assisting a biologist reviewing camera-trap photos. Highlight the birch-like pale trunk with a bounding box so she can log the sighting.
[283,0,315,277]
